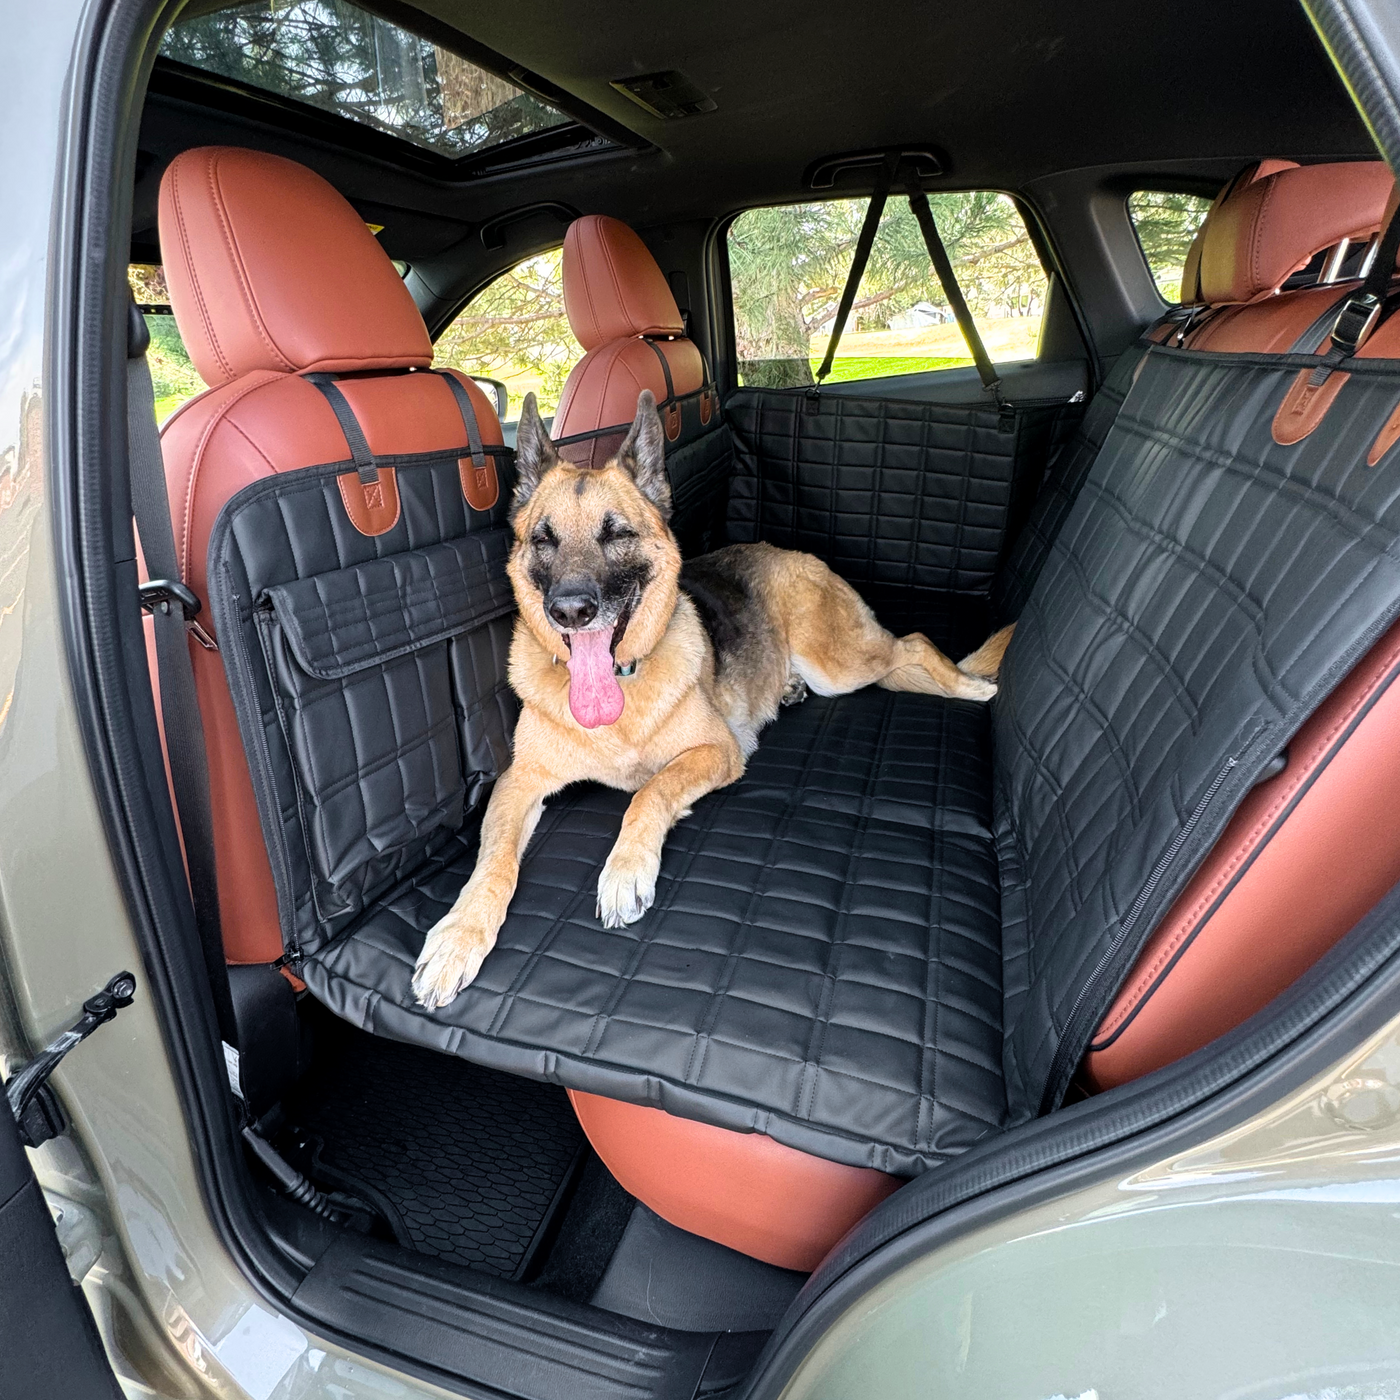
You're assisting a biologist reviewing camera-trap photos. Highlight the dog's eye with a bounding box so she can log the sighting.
[531,521,557,549]
[599,514,637,545]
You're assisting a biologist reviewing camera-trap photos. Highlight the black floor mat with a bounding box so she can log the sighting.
[286,1010,585,1279]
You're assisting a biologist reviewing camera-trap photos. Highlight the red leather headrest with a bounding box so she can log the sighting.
[562,215,684,350]
[1196,161,1394,306]
[158,147,431,388]
[1179,160,1299,304]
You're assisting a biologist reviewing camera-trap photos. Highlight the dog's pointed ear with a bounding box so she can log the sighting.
[512,392,560,512]
[616,390,672,519]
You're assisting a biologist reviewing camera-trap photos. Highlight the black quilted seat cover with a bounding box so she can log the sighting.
[726,388,1079,594]
[210,334,1400,1174]
[997,345,1400,1115]
[304,689,1006,1175]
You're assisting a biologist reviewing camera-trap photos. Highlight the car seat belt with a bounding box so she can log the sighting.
[1306,196,1400,386]
[903,171,1010,424]
[810,154,898,392]
[126,298,238,1043]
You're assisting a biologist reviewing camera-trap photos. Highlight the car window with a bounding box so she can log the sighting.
[128,265,204,423]
[1128,190,1214,303]
[433,249,575,423]
[727,192,1048,390]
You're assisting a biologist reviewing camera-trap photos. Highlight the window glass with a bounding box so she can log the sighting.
[728,192,1048,390]
[1128,190,1214,303]
[433,249,575,422]
[161,0,573,160]
[128,265,205,423]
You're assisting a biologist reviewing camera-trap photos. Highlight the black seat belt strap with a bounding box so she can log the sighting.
[1307,198,1400,385]
[811,156,897,392]
[903,172,1007,414]
[126,299,238,1043]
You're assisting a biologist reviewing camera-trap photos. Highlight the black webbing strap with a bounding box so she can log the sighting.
[305,373,379,484]
[435,370,487,470]
[126,300,238,1043]
[904,172,1004,406]
[1308,200,1400,385]
[812,156,897,388]
[641,338,678,400]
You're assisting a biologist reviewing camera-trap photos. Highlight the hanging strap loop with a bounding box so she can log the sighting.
[903,171,1006,409]
[305,373,379,484]
[435,369,488,471]
[810,155,898,393]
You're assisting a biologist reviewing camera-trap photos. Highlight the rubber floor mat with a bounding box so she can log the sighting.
[287,1012,585,1279]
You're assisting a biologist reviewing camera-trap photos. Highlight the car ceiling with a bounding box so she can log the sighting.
[134,0,1375,269]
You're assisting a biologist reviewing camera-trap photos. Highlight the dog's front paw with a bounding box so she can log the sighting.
[412,909,498,1010]
[953,671,998,702]
[596,845,660,928]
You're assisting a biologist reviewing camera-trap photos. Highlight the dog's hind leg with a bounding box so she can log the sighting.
[958,623,1015,679]
[773,552,996,701]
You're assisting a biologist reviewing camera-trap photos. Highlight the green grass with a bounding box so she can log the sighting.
[815,355,972,383]
[154,394,187,423]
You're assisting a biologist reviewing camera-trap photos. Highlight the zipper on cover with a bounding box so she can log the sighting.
[1038,754,1239,1114]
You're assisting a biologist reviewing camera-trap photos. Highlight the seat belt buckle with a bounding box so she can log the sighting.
[1329,291,1382,357]
[140,578,219,650]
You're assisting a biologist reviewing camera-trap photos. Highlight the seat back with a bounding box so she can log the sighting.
[156,146,511,965]
[996,160,1393,627]
[995,157,1400,1115]
[553,215,731,554]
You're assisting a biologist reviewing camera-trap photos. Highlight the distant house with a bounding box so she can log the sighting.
[888,301,951,329]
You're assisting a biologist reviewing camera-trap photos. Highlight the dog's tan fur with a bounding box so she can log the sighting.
[412,391,1012,1008]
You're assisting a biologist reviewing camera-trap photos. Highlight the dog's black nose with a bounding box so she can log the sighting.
[547,590,599,630]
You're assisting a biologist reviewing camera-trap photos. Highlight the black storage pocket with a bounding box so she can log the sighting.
[256,532,515,928]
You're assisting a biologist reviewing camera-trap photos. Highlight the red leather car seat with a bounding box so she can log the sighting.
[551,214,712,463]
[154,146,504,966]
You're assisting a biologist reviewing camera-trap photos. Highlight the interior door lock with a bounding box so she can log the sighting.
[4,972,137,1149]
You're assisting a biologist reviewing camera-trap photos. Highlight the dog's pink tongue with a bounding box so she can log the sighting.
[566,630,624,728]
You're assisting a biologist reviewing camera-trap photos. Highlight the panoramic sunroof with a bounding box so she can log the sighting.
[161,0,575,160]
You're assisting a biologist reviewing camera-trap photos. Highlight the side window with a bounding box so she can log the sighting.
[1127,190,1214,303]
[128,264,205,422]
[728,192,1048,390]
[433,249,576,423]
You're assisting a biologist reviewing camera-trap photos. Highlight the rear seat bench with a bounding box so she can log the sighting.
[155,148,1400,1272]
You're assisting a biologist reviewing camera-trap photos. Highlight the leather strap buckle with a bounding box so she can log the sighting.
[1330,291,1383,357]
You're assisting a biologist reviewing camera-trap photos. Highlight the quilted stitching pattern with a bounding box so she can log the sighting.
[992,352,1143,623]
[213,339,1400,1170]
[209,451,518,955]
[998,347,1400,1115]
[304,689,1006,1175]
[725,389,1076,594]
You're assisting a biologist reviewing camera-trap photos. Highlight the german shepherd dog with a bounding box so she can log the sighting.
[412,391,1012,1008]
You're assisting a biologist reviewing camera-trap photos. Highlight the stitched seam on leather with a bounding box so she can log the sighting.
[797,692,896,1121]
[1097,640,1400,1037]
[170,155,234,384]
[1248,180,1273,300]
[179,371,285,575]
[206,156,294,374]
[682,697,843,1092]
[599,224,630,339]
